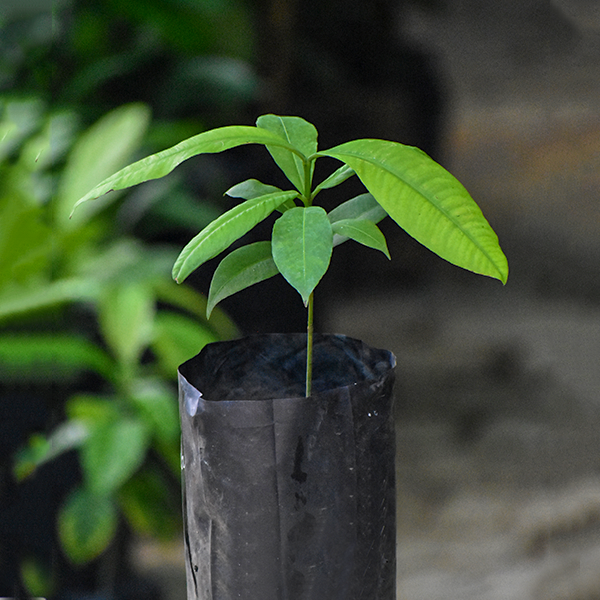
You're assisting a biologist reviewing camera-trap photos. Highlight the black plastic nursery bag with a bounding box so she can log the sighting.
[178,333,396,600]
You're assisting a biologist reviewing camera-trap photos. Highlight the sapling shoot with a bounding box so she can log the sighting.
[72,114,508,397]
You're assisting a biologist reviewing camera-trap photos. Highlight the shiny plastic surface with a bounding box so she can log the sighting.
[178,333,396,600]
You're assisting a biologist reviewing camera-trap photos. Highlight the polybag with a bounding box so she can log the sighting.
[178,333,396,600]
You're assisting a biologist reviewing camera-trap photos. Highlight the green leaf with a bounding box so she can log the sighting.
[331,219,391,259]
[256,115,317,194]
[0,333,115,383]
[0,278,99,323]
[320,140,508,283]
[226,179,298,213]
[207,241,279,317]
[152,311,219,374]
[226,178,282,199]
[118,468,180,539]
[71,125,302,216]
[153,280,239,340]
[81,416,150,495]
[98,281,155,367]
[271,206,333,305]
[128,379,180,446]
[0,195,52,287]
[313,164,355,196]
[20,555,55,598]
[328,193,388,246]
[58,487,118,564]
[14,421,89,481]
[66,394,122,423]
[172,190,298,283]
[57,103,151,228]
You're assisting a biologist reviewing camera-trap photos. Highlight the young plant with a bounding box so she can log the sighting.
[72,114,508,396]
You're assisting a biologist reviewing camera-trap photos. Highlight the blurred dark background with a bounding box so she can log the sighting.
[2,0,600,598]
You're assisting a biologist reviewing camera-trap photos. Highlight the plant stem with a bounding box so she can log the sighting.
[305,292,314,397]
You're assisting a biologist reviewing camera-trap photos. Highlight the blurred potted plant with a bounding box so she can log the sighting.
[73,114,508,599]
[2,98,237,597]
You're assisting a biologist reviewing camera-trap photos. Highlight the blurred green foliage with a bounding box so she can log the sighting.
[1,0,259,126]
[1,1,256,588]
[2,96,237,580]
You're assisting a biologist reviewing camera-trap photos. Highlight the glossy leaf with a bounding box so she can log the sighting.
[320,140,508,283]
[172,190,298,283]
[331,219,391,258]
[313,163,354,195]
[71,125,302,216]
[226,178,282,199]
[207,241,279,317]
[226,178,298,213]
[256,115,317,194]
[58,487,118,564]
[272,207,333,305]
[328,193,388,246]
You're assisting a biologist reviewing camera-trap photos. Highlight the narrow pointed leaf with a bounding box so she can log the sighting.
[272,206,333,305]
[331,219,390,258]
[71,126,301,215]
[225,179,298,213]
[320,140,508,283]
[328,193,388,246]
[207,241,279,317]
[226,178,282,199]
[173,190,298,283]
[313,164,354,195]
[256,115,317,193]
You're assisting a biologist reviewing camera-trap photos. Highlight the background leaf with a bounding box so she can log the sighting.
[118,468,180,539]
[56,103,151,228]
[98,281,155,368]
[0,278,100,323]
[58,487,118,564]
[256,114,317,193]
[0,333,115,383]
[320,140,508,283]
[271,206,333,305]
[14,422,89,481]
[207,241,279,317]
[151,311,219,374]
[153,280,239,340]
[81,416,150,495]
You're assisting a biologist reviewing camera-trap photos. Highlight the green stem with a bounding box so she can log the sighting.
[305,292,314,397]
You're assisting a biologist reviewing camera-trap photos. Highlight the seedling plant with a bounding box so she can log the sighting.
[73,114,508,396]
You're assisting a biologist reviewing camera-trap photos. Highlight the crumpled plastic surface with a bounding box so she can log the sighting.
[178,333,396,600]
